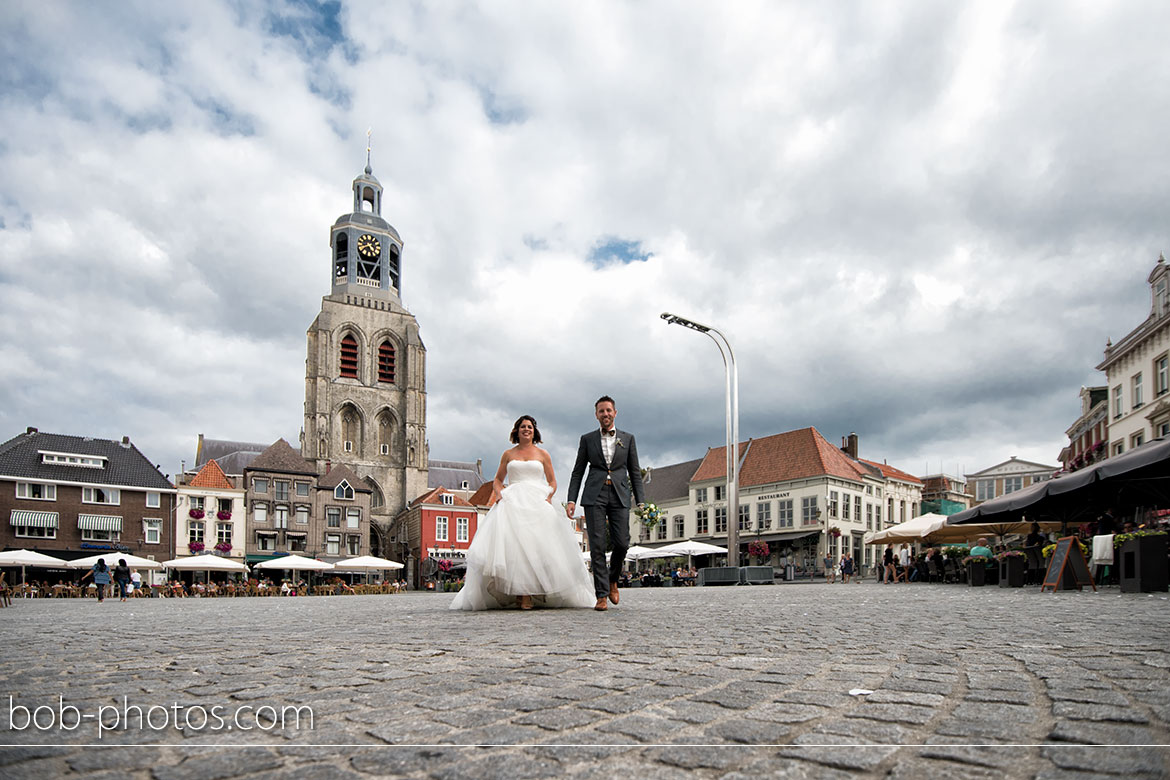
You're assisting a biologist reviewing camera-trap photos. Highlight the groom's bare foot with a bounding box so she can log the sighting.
[594,597,608,611]
[608,584,620,605]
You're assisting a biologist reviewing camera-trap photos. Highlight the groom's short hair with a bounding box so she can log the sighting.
[595,395,616,409]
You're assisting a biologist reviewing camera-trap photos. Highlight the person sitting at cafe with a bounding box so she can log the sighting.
[970,537,994,564]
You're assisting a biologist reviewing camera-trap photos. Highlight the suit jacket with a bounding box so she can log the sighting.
[567,428,645,508]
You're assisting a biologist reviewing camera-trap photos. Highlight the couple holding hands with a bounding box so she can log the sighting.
[451,396,644,612]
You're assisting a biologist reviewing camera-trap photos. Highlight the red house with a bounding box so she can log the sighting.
[395,486,479,588]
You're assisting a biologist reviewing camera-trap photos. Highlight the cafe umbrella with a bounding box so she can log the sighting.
[0,549,68,595]
[332,554,403,586]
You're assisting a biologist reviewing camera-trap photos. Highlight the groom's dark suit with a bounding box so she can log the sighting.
[567,428,645,599]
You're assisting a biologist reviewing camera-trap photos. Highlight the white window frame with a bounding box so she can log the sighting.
[16,482,56,501]
[441,494,454,506]
[188,521,205,544]
[346,508,360,529]
[143,518,161,545]
[346,535,360,555]
[335,481,354,501]
[274,505,289,529]
[326,507,341,528]
[456,516,469,542]
[435,516,449,542]
[81,528,119,542]
[777,499,793,528]
[325,534,340,555]
[146,491,161,508]
[253,503,268,524]
[253,478,269,493]
[82,487,120,505]
[14,525,56,539]
[1133,373,1144,408]
[1114,385,1124,418]
[295,505,310,525]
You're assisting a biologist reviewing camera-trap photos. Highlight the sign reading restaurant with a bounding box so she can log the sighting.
[757,492,791,500]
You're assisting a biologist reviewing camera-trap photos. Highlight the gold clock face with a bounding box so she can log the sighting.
[357,234,381,258]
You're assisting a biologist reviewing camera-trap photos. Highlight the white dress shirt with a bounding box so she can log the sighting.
[600,428,617,467]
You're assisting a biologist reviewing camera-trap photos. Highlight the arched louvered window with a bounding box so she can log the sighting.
[378,340,396,384]
[340,334,358,378]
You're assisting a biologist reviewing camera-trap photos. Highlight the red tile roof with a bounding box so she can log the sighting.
[692,427,872,486]
[410,486,475,509]
[189,459,234,490]
[467,482,498,508]
[857,458,923,485]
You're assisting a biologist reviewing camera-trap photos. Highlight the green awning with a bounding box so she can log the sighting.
[10,510,59,528]
[77,514,123,532]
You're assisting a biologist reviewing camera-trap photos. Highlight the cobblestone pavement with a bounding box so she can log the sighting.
[0,582,1168,779]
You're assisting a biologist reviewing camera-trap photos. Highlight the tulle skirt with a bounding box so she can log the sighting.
[450,480,595,610]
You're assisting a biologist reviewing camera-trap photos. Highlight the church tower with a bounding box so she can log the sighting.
[303,161,428,555]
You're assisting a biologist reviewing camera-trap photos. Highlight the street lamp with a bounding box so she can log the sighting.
[660,312,740,567]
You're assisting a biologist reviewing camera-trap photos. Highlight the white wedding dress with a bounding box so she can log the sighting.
[451,460,595,610]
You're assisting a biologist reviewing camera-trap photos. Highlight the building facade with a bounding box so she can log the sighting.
[637,428,923,577]
[302,163,428,560]
[1096,254,1170,455]
[394,486,479,588]
[0,428,175,571]
[242,439,372,564]
[1057,386,1109,472]
[964,456,1058,506]
[175,459,245,563]
[919,474,971,515]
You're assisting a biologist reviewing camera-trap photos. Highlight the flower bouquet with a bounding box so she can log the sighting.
[635,502,666,529]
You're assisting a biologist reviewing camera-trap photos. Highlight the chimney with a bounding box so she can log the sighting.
[325,460,332,475]
[841,433,859,459]
[121,436,132,448]
[26,426,37,435]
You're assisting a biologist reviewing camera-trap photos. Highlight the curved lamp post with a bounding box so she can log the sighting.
[660,313,740,567]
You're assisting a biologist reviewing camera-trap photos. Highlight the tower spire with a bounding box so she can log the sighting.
[365,127,373,175]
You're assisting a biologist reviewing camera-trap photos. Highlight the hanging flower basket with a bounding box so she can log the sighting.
[828,527,841,538]
[188,508,205,519]
[216,510,232,520]
[214,541,232,554]
[747,540,770,558]
[188,541,205,554]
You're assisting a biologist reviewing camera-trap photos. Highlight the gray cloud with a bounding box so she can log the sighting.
[1,0,1166,488]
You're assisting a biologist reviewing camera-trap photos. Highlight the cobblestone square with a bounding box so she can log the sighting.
[0,582,1167,778]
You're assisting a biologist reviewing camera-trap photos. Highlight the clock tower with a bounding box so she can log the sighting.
[303,162,428,556]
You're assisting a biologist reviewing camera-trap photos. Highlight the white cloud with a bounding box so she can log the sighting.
[1,0,1166,488]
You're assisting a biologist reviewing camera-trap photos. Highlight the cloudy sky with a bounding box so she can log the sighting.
[2,0,1167,489]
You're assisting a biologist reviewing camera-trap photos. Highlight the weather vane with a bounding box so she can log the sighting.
[365,127,372,173]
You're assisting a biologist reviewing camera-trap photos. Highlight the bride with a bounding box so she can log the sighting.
[451,415,595,610]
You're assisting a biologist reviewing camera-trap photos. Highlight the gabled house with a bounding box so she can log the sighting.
[0,427,175,570]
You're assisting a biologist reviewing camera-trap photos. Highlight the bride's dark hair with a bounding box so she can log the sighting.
[509,415,542,444]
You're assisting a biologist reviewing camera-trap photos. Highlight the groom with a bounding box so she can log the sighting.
[566,395,645,611]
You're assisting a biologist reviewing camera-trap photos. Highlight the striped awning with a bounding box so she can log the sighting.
[77,514,123,532]
[10,510,59,529]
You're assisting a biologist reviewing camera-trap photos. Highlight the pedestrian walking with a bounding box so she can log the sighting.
[823,554,836,584]
[112,559,131,602]
[80,559,111,602]
[839,552,854,584]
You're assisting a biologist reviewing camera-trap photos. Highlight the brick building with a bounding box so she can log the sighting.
[0,427,175,573]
